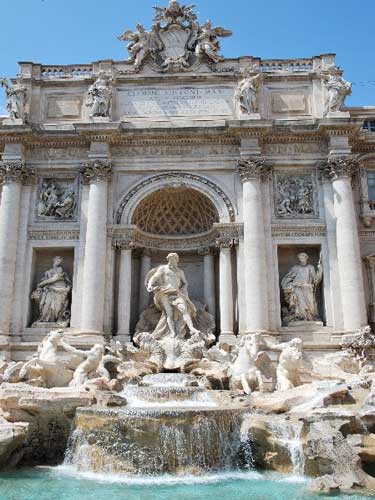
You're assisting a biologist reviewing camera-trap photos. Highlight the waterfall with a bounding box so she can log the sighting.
[64,406,252,475]
[268,419,304,475]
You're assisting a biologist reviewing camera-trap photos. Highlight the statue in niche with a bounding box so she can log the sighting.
[321,66,352,116]
[235,71,262,115]
[194,20,232,63]
[281,252,323,325]
[135,253,215,371]
[276,175,314,217]
[31,256,71,327]
[37,180,76,219]
[146,253,200,339]
[0,77,27,121]
[86,72,112,118]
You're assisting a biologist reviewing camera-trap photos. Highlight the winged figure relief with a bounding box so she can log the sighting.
[195,20,232,63]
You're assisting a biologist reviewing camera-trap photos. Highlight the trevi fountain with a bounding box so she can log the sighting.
[1,2,375,499]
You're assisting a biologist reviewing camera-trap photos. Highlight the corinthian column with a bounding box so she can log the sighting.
[138,249,153,315]
[216,237,234,339]
[320,155,367,330]
[80,159,112,334]
[115,239,135,343]
[0,160,34,339]
[237,158,270,333]
[199,247,216,318]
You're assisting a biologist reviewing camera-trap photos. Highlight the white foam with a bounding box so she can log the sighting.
[51,465,263,485]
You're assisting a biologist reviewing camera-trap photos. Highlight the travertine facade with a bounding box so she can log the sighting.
[0,1,374,361]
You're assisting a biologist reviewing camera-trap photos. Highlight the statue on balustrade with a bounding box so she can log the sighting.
[31,256,71,327]
[235,71,262,115]
[0,77,27,121]
[86,72,112,118]
[194,20,232,63]
[321,66,352,115]
[281,252,323,326]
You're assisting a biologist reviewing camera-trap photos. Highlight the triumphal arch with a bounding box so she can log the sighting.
[0,0,375,361]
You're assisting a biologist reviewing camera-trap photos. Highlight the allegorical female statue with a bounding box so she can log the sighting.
[31,256,71,327]
[281,252,323,325]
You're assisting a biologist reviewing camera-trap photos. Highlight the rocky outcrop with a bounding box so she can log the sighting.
[0,383,95,467]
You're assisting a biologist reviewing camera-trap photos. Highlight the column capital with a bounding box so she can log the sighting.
[216,237,237,249]
[0,161,35,185]
[319,155,359,182]
[80,159,112,184]
[113,238,136,251]
[198,246,216,256]
[237,157,271,182]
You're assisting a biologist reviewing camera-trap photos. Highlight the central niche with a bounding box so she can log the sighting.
[132,187,219,235]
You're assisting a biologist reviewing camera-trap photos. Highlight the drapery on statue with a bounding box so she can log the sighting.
[281,252,323,325]
[86,72,112,118]
[0,77,27,121]
[321,66,352,116]
[235,71,262,115]
[146,253,200,340]
[31,256,71,327]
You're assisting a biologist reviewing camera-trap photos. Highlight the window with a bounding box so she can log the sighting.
[363,120,375,132]
[367,171,375,201]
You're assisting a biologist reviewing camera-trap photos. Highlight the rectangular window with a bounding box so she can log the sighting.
[363,120,375,132]
[367,171,375,201]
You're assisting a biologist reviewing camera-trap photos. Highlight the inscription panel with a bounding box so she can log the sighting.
[118,86,234,118]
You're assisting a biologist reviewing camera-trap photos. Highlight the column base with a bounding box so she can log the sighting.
[218,332,237,346]
[66,330,106,346]
[115,333,132,344]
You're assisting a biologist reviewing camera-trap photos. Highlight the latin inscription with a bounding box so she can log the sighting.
[118,86,234,118]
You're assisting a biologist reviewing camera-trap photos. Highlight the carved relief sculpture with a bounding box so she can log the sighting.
[281,252,323,325]
[0,77,27,121]
[37,179,76,220]
[275,174,315,218]
[86,72,112,118]
[31,256,72,327]
[321,65,352,116]
[118,1,232,72]
[235,70,262,115]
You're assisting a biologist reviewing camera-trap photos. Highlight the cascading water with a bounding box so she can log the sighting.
[268,419,304,475]
[64,406,251,475]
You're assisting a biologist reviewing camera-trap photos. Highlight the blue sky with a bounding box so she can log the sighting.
[0,0,374,113]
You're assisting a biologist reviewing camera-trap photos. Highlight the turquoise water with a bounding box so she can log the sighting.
[0,468,374,500]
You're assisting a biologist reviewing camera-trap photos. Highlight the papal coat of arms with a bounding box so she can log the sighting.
[118,1,232,72]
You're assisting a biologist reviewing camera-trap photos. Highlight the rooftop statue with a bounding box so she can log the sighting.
[0,77,27,122]
[118,0,232,72]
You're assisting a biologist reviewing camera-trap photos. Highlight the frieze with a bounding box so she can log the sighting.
[264,142,327,155]
[27,147,88,161]
[112,143,239,158]
[28,228,80,240]
[359,230,375,241]
[271,225,326,238]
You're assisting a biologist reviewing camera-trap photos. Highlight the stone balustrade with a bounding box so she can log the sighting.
[40,65,93,79]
